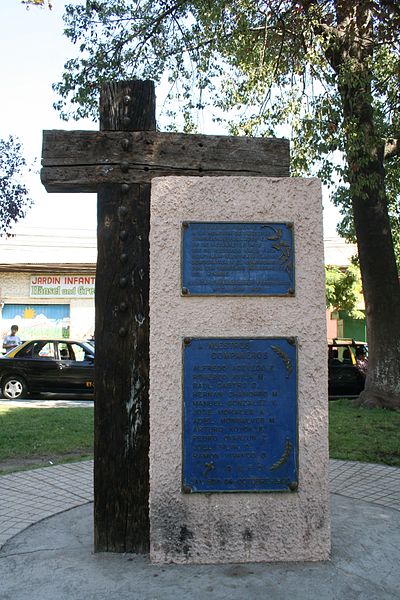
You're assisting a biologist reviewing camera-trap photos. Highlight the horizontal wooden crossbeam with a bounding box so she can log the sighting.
[41,130,290,193]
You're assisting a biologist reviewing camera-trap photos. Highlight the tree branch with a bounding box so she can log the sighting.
[384,138,400,160]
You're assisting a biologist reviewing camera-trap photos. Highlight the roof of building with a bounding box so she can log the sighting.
[0,227,97,273]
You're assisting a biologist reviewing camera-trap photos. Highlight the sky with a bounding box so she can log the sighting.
[0,0,341,236]
[0,1,97,233]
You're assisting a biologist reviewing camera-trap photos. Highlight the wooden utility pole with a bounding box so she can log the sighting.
[94,81,155,552]
[41,79,290,553]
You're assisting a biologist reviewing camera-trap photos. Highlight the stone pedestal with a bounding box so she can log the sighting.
[149,177,330,564]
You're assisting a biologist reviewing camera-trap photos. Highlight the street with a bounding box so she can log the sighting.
[0,396,93,408]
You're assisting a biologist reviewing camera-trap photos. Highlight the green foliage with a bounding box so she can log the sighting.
[53,3,400,252]
[54,4,400,295]
[325,264,364,318]
[332,179,400,268]
[0,136,33,236]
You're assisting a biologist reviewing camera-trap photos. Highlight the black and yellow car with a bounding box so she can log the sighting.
[328,338,367,397]
[0,339,94,399]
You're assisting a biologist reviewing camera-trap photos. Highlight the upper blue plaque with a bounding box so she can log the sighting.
[183,337,298,493]
[181,222,294,296]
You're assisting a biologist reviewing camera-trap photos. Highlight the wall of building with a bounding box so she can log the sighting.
[0,272,95,343]
[326,309,338,339]
[337,310,367,342]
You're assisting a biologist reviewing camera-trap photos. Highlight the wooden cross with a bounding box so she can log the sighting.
[41,80,290,553]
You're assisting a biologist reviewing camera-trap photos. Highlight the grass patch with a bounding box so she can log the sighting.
[0,405,93,473]
[329,398,400,467]
[0,400,399,475]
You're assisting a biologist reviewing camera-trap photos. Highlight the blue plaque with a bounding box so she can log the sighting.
[182,338,297,493]
[181,222,294,296]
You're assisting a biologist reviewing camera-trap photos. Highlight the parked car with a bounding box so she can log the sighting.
[0,339,94,399]
[328,338,367,397]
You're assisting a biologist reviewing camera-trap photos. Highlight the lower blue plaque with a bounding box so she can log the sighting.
[182,338,298,493]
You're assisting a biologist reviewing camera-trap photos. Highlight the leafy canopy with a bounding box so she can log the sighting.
[54,1,400,250]
[0,136,33,236]
[325,264,364,318]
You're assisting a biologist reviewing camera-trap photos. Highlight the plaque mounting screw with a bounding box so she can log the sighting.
[182,287,189,295]
[288,288,295,296]
[182,221,189,229]
[183,337,192,346]
[288,337,296,346]
[182,485,192,494]
[288,482,298,492]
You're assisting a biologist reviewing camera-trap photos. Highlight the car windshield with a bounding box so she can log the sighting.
[329,341,368,363]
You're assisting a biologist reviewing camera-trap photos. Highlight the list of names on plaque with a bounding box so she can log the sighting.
[181,222,294,296]
[182,338,297,493]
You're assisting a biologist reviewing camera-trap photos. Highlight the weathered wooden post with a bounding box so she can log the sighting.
[94,81,156,552]
[41,79,290,553]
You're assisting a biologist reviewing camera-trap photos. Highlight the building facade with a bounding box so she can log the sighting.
[324,236,366,342]
[0,228,96,346]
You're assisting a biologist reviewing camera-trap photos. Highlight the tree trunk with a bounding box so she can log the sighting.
[351,162,400,409]
[332,2,400,408]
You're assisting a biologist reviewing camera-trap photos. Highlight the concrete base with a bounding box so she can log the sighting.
[0,495,398,600]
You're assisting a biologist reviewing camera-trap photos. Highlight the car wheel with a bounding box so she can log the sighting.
[1,376,28,400]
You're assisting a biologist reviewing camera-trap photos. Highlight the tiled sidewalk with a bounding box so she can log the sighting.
[0,460,93,549]
[329,458,400,510]
[1,459,399,550]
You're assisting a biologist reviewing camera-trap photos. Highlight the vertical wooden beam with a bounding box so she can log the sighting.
[94,80,156,552]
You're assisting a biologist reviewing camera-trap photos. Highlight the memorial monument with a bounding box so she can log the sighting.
[149,176,330,563]
[42,80,329,561]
